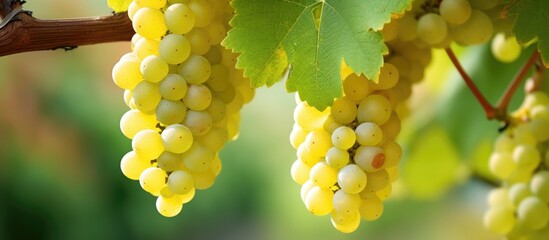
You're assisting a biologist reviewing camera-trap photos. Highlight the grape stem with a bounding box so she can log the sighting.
[0,2,133,56]
[444,47,499,119]
[471,172,499,187]
[496,51,540,112]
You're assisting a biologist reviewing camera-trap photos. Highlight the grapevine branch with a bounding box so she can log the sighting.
[444,47,499,119]
[0,3,133,57]
[496,51,541,112]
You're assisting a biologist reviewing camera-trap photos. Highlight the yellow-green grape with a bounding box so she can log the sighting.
[120,151,152,180]
[325,147,350,169]
[488,187,514,208]
[376,183,392,200]
[206,98,227,123]
[119,109,157,139]
[380,112,401,142]
[451,10,494,45]
[135,0,166,9]
[357,94,392,125]
[159,73,188,101]
[358,193,384,221]
[397,14,418,41]
[355,122,382,146]
[191,168,216,189]
[330,97,358,125]
[167,169,194,194]
[512,144,541,171]
[304,129,332,157]
[127,1,140,20]
[178,55,212,84]
[186,28,212,55]
[338,164,368,194]
[196,127,229,152]
[140,167,167,195]
[323,116,342,134]
[182,142,214,172]
[112,58,142,90]
[509,183,532,206]
[530,105,549,120]
[132,7,167,39]
[381,19,398,42]
[294,101,329,131]
[514,124,537,146]
[156,99,187,125]
[417,13,448,45]
[210,154,222,176]
[305,186,334,216]
[132,129,164,160]
[531,171,549,203]
[205,21,226,45]
[439,0,471,25]
[522,92,549,110]
[300,180,315,202]
[361,169,389,194]
[309,161,338,188]
[161,124,193,154]
[159,34,191,65]
[332,189,361,214]
[386,166,399,183]
[382,140,402,168]
[354,146,385,172]
[225,91,244,114]
[489,152,517,180]
[291,159,311,185]
[491,33,521,63]
[183,84,212,111]
[331,126,356,150]
[187,0,214,28]
[330,210,361,233]
[183,110,212,136]
[140,55,169,83]
[517,196,549,230]
[290,124,308,149]
[374,63,399,90]
[132,81,161,113]
[134,38,159,60]
[157,151,182,172]
[204,46,222,64]
[494,133,515,153]
[343,73,371,102]
[484,206,516,234]
[529,118,549,142]
[207,64,230,92]
[297,144,321,166]
[156,195,183,217]
[164,3,195,34]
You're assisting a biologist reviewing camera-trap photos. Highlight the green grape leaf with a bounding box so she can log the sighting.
[402,124,462,199]
[508,0,549,66]
[107,0,132,13]
[223,0,410,110]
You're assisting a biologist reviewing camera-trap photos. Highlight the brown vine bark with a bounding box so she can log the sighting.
[0,10,134,57]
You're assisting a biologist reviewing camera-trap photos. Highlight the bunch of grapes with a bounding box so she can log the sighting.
[383,0,522,63]
[111,0,254,217]
[289,32,431,232]
[484,91,549,239]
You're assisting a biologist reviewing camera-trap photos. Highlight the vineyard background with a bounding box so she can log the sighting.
[0,1,538,239]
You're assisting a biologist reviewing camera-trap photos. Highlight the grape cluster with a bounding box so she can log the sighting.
[289,36,431,232]
[485,91,549,239]
[383,0,520,58]
[112,0,254,217]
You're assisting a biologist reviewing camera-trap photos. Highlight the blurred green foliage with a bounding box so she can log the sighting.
[1,1,541,240]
